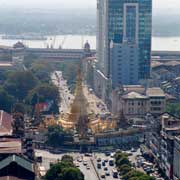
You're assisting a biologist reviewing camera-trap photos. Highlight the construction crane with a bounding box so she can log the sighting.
[59,36,67,49]
[51,36,56,49]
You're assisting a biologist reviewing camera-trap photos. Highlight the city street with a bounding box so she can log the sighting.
[52,71,110,116]
[83,84,110,115]
[51,71,73,113]
[35,149,123,180]
[35,150,99,180]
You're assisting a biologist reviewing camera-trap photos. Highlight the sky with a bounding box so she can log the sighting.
[0,0,180,11]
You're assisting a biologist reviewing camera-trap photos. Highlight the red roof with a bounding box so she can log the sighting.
[0,111,13,136]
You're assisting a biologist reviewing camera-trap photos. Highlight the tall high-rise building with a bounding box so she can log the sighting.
[96,0,152,88]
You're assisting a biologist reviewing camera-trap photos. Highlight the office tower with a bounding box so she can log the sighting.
[96,0,152,88]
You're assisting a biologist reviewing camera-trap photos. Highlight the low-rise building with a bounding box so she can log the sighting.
[0,110,13,136]
[147,113,180,180]
[173,136,180,180]
[112,86,166,118]
[95,128,144,148]
[146,88,166,116]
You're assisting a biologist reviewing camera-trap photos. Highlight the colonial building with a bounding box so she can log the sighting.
[112,86,166,118]
[146,88,166,116]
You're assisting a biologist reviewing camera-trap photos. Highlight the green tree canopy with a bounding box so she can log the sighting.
[30,62,52,83]
[46,125,67,148]
[61,155,74,165]
[118,164,132,176]
[13,103,26,114]
[62,167,84,180]
[27,83,60,113]
[45,156,84,180]
[115,151,131,168]
[4,71,38,100]
[166,103,180,117]
[27,83,59,103]
[0,87,14,112]
[122,170,155,180]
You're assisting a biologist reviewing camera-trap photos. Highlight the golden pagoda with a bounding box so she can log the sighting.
[59,67,118,136]
[59,68,91,136]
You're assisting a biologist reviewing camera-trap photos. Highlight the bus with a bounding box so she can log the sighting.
[112,169,118,178]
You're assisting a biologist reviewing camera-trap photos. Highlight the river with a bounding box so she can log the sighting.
[0,35,180,51]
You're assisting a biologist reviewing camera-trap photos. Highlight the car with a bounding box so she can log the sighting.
[75,163,80,167]
[102,161,106,166]
[97,158,101,162]
[109,159,114,166]
[104,159,108,163]
[105,171,110,176]
[104,167,108,171]
[86,165,90,170]
[85,153,92,157]
[105,152,111,156]
[101,174,105,178]
[83,161,88,166]
[110,152,115,158]
[131,148,136,152]
[127,152,133,156]
[77,158,82,162]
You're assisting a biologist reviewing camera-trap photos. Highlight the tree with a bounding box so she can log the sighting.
[61,155,74,165]
[119,164,132,176]
[13,103,26,114]
[30,62,52,83]
[45,157,84,180]
[115,152,131,168]
[0,87,14,112]
[122,170,155,180]
[46,125,67,148]
[4,71,38,100]
[27,83,60,113]
[122,170,145,180]
[166,103,180,117]
[62,167,84,180]
[129,175,155,180]
[45,162,69,180]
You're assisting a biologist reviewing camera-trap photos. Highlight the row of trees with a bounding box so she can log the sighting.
[166,103,180,117]
[0,59,60,115]
[45,155,84,180]
[115,151,155,180]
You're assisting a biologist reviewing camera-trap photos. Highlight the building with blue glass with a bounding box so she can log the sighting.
[96,0,152,89]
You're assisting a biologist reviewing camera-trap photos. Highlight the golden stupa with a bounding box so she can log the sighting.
[59,67,118,136]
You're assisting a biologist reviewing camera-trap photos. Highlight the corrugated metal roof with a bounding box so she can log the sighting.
[0,155,34,173]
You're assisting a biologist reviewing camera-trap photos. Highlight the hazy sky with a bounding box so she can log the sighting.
[0,0,180,11]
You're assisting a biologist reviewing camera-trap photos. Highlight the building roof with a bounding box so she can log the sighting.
[0,155,34,173]
[0,111,13,136]
[123,85,145,94]
[13,42,25,49]
[0,176,27,180]
[146,87,165,97]
[122,92,148,100]
[0,62,13,68]
[0,138,22,154]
